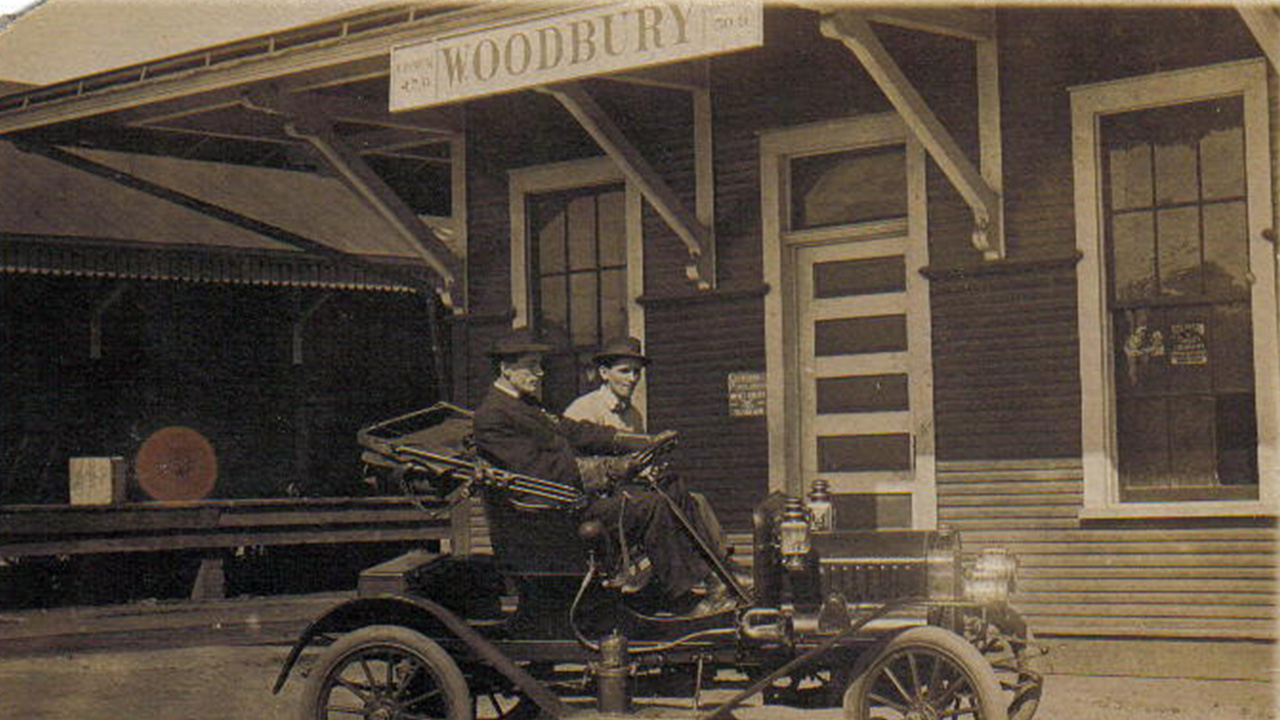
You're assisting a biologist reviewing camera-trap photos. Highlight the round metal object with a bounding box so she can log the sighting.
[134,426,217,501]
[301,625,471,720]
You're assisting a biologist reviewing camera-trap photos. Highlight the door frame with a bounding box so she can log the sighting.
[760,113,936,528]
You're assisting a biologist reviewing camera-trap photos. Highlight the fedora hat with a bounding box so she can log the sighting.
[488,328,553,359]
[592,336,649,366]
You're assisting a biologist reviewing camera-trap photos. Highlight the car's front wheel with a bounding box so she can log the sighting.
[843,626,1008,720]
[300,625,471,720]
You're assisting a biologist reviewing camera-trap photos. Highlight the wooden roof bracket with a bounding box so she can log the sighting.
[821,11,1005,260]
[1238,6,1280,73]
[241,86,464,311]
[539,78,717,290]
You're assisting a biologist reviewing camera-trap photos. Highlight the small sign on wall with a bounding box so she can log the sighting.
[727,370,766,417]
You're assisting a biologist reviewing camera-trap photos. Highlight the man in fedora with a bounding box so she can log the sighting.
[565,336,728,560]
[473,328,738,616]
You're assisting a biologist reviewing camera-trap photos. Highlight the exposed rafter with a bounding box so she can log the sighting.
[601,60,709,92]
[242,87,462,309]
[141,122,297,148]
[864,7,994,42]
[340,127,452,156]
[821,12,1005,260]
[12,141,433,293]
[125,116,453,166]
[292,94,463,134]
[541,81,715,289]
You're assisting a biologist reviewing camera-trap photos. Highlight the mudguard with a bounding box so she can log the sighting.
[272,594,569,719]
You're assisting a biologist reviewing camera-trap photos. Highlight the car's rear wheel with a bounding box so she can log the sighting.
[300,625,471,720]
[843,626,1008,720]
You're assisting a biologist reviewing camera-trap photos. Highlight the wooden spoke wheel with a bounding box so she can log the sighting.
[843,626,1007,720]
[300,626,471,720]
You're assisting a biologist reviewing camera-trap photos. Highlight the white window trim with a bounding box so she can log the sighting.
[760,113,937,529]
[1070,58,1279,519]
[508,156,646,415]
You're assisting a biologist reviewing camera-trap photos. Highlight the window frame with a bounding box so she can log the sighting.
[1070,58,1278,519]
[508,157,645,410]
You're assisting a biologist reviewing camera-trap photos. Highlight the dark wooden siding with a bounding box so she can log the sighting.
[929,261,1081,461]
[643,294,768,528]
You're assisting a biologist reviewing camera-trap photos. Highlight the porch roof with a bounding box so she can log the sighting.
[0,2,542,299]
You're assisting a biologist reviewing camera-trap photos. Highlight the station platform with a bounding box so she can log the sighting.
[0,590,348,657]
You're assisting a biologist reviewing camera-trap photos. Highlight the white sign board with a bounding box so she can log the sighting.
[727,370,767,417]
[390,1,762,112]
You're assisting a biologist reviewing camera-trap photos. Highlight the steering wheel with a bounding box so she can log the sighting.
[628,430,679,483]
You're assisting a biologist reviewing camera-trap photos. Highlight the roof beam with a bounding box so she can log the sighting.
[601,60,709,92]
[1238,6,1280,73]
[295,94,462,134]
[339,126,451,155]
[243,87,461,309]
[134,121,452,163]
[10,141,432,293]
[141,122,298,147]
[864,7,994,42]
[541,81,715,289]
[821,11,1004,259]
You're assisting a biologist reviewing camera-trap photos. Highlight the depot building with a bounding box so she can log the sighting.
[0,2,1276,645]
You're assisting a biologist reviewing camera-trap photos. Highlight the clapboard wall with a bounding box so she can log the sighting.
[937,459,1277,639]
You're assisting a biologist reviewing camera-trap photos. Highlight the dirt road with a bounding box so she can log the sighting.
[0,643,1273,720]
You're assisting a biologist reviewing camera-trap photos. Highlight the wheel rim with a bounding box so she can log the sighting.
[318,644,456,720]
[855,646,990,720]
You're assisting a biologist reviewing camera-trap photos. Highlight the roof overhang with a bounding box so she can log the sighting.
[0,3,542,307]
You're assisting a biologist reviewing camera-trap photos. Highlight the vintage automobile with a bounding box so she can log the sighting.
[273,403,1044,720]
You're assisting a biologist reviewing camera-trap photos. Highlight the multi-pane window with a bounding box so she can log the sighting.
[529,183,627,409]
[1101,96,1257,501]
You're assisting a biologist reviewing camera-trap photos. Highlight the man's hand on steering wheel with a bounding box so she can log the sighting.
[626,429,679,481]
[608,429,680,484]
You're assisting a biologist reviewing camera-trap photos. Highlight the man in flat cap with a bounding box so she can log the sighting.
[565,336,728,561]
[473,329,737,616]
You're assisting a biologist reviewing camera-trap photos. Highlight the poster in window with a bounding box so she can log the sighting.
[1170,323,1208,366]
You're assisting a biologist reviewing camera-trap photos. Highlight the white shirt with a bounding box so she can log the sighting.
[563,384,645,433]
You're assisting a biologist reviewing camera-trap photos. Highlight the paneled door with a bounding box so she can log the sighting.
[763,114,934,529]
[796,236,918,523]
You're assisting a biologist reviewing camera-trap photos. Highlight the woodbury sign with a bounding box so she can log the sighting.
[390,1,763,112]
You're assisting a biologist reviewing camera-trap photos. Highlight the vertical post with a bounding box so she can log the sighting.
[694,60,717,288]
[976,17,1005,260]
